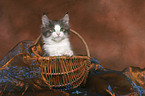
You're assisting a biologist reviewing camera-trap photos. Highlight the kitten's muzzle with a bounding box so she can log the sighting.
[57,33,60,36]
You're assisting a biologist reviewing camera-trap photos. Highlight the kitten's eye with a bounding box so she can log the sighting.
[43,30,51,37]
[49,29,55,32]
[60,28,65,31]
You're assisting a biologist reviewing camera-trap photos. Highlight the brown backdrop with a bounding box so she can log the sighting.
[0,0,145,71]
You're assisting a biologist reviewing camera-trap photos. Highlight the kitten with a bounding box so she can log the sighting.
[41,13,74,57]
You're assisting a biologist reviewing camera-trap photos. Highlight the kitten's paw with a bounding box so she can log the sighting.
[64,50,74,57]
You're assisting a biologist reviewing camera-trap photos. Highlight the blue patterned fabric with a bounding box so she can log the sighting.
[0,40,144,96]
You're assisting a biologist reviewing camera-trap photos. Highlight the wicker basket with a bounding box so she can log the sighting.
[29,29,91,90]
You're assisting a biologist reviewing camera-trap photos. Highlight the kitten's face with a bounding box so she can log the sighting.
[41,14,70,42]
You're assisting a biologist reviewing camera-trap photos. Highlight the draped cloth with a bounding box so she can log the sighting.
[0,40,145,96]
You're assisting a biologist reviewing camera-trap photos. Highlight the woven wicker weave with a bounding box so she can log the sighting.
[26,29,91,90]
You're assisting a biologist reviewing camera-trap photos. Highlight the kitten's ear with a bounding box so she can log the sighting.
[42,14,50,27]
[62,13,69,25]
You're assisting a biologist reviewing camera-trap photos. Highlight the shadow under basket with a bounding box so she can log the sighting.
[29,29,91,90]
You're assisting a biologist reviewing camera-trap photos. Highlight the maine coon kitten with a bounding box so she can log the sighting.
[41,13,74,57]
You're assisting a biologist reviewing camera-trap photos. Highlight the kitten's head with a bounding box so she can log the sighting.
[41,13,70,42]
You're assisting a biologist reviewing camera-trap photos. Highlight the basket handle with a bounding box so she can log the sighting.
[70,29,90,57]
[34,29,90,57]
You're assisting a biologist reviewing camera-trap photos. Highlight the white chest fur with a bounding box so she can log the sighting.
[43,38,73,56]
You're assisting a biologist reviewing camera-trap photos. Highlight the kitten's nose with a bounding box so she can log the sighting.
[57,33,60,36]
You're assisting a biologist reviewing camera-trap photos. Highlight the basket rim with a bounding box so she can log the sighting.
[31,46,90,60]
